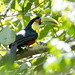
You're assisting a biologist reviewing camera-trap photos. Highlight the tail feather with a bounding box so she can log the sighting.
[10,42,17,62]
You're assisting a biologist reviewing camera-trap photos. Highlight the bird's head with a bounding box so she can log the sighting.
[26,17,40,29]
[26,16,58,28]
[26,17,59,35]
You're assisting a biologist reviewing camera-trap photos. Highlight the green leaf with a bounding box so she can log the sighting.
[39,24,54,39]
[17,0,21,3]
[32,57,46,65]
[39,0,44,3]
[61,15,72,29]
[17,22,22,31]
[1,17,12,25]
[15,0,21,10]
[23,16,30,27]
[0,1,6,13]
[25,13,32,16]
[35,0,39,6]
[44,8,51,13]
[67,0,75,2]
[68,25,75,37]
[30,0,34,3]
[0,26,16,45]
[3,0,10,4]
[24,2,32,12]
[11,0,15,9]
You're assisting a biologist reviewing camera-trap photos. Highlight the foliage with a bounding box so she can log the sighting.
[0,0,75,75]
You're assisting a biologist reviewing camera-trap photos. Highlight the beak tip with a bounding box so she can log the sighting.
[56,23,58,25]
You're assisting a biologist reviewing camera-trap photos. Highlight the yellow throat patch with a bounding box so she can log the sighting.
[32,22,40,38]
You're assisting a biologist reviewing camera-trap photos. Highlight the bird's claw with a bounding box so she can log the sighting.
[25,45,29,51]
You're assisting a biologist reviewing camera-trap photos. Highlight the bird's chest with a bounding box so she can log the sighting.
[32,23,40,38]
[25,40,35,46]
[25,30,38,46]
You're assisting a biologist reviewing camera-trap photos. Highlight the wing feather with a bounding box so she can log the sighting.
[15,30,38,47]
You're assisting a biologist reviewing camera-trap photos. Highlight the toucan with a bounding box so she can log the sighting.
[9,17,58,61]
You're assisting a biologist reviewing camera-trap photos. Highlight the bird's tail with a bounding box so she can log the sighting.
[10,42,17,63]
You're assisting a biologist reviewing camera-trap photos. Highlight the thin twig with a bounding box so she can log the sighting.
[1,44,6,50]
[53,29,58,37]
[2,0,14,17]
[10,22,16,30]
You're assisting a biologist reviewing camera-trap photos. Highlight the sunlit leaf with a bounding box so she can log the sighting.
[16,22,22,31]
[13,63,19,68]
[1,17,12,25]
[61,15,72,29]
[0,1,6,12]
[15,0,21,10]
[45,8,51,13]
[68,25,75,37]
[39,0,44,3]
[23,16,30,27]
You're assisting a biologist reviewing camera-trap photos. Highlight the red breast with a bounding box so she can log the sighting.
[25,40,35,46]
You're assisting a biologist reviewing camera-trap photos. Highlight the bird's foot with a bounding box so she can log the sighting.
[24,45,29,51]
[17,45,29,52]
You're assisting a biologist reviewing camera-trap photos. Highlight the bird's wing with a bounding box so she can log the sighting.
[15,31,38,46]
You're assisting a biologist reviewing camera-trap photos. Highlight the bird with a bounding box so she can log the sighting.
[9,17,58,62]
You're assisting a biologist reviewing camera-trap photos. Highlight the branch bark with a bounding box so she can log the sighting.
[16,43,48,60]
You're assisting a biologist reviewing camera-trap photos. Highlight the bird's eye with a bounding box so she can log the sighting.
[35,19,39,23]
[36,20,39,22]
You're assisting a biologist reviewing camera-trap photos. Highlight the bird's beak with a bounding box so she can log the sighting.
[40,17,59,25]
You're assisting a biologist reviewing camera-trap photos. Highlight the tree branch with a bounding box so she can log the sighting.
[16,43,48,60]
